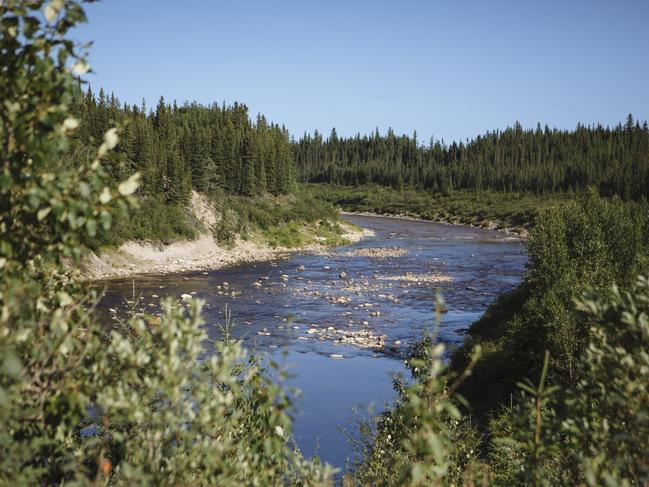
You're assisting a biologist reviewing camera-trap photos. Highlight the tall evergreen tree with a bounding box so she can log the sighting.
[240,131,256,196]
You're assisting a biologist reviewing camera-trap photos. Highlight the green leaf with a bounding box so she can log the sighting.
[62,117,80,132]
[411,463,425,483]
[99,210,112,230]
[44,0,64,24]
[86,219,97,237]
[71,60,90,75]
[118,172,140,196]
[2,352,22,378]
[79,181,90,198]
[37,207,51,221]
[99,187,112,204]
[103,127,119,150]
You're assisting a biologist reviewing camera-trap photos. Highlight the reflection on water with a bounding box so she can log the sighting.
[95,215,526,468]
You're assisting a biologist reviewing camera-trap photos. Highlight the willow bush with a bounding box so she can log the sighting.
[0,1,330,485]
[353,278,649,486]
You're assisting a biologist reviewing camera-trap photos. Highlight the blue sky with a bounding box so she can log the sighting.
[74,0,649,143]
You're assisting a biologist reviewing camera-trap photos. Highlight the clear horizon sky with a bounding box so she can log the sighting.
[74,0,649,143]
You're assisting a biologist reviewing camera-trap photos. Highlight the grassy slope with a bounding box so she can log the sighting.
[210,188,353,249]
[97,187,352,250]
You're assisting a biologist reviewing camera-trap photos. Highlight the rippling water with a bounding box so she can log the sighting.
[95,215,526,468]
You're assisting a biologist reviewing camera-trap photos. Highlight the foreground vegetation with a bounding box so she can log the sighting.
[353,194,649,485]
[451,194,649,415]
[2,1,649,486]
[0,2,331,484]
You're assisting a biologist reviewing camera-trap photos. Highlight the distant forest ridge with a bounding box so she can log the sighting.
[72,85,649,200]
[295,116,649,199]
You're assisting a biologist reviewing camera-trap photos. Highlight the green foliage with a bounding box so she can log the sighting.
[564,277,649,485]
[0,2,331,485]
[306,183,565,232]
[4,2,649,486]
[352,335,485,486]
[487,353,565,487]
[357,278,649,486]
[107,196,198,245]
[70,85,296,201]
[76,298,333,485]
[209,189,346,249]
[354,191,649,485]
[64,57,297,245]
[452,192,649,415]
[484,277,649,487]
[297,120,649,199]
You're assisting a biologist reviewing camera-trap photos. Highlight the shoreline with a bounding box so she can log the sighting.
[82,221,373,281]
[82,207,523,281]
[340,210,528,238]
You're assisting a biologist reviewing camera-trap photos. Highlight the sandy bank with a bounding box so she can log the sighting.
[83,223,371,280]
[82,193,373,280]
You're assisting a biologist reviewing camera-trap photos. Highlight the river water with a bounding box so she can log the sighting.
[95,215,526,469]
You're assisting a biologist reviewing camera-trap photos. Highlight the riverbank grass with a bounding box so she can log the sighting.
[262,219,351,248]
[211,188,348,248]
[305,183,573,232]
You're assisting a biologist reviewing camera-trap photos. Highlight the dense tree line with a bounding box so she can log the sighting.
[69,86,295,202]
[296,118,649,199]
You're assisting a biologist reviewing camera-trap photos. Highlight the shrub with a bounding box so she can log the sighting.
[209,189,346,248]
[562,277,649,485]
[0,2,330,484]
[356,278,649,486]
[452,192,649,417]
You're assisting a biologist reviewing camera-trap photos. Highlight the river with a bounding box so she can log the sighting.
[95,215,526,469]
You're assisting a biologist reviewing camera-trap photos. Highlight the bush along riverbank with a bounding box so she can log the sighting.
[350,192,649,486]
[303,183,581,235]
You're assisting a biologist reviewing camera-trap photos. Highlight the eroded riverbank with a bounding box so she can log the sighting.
[82,192,373,280]
[83,221,370,280]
